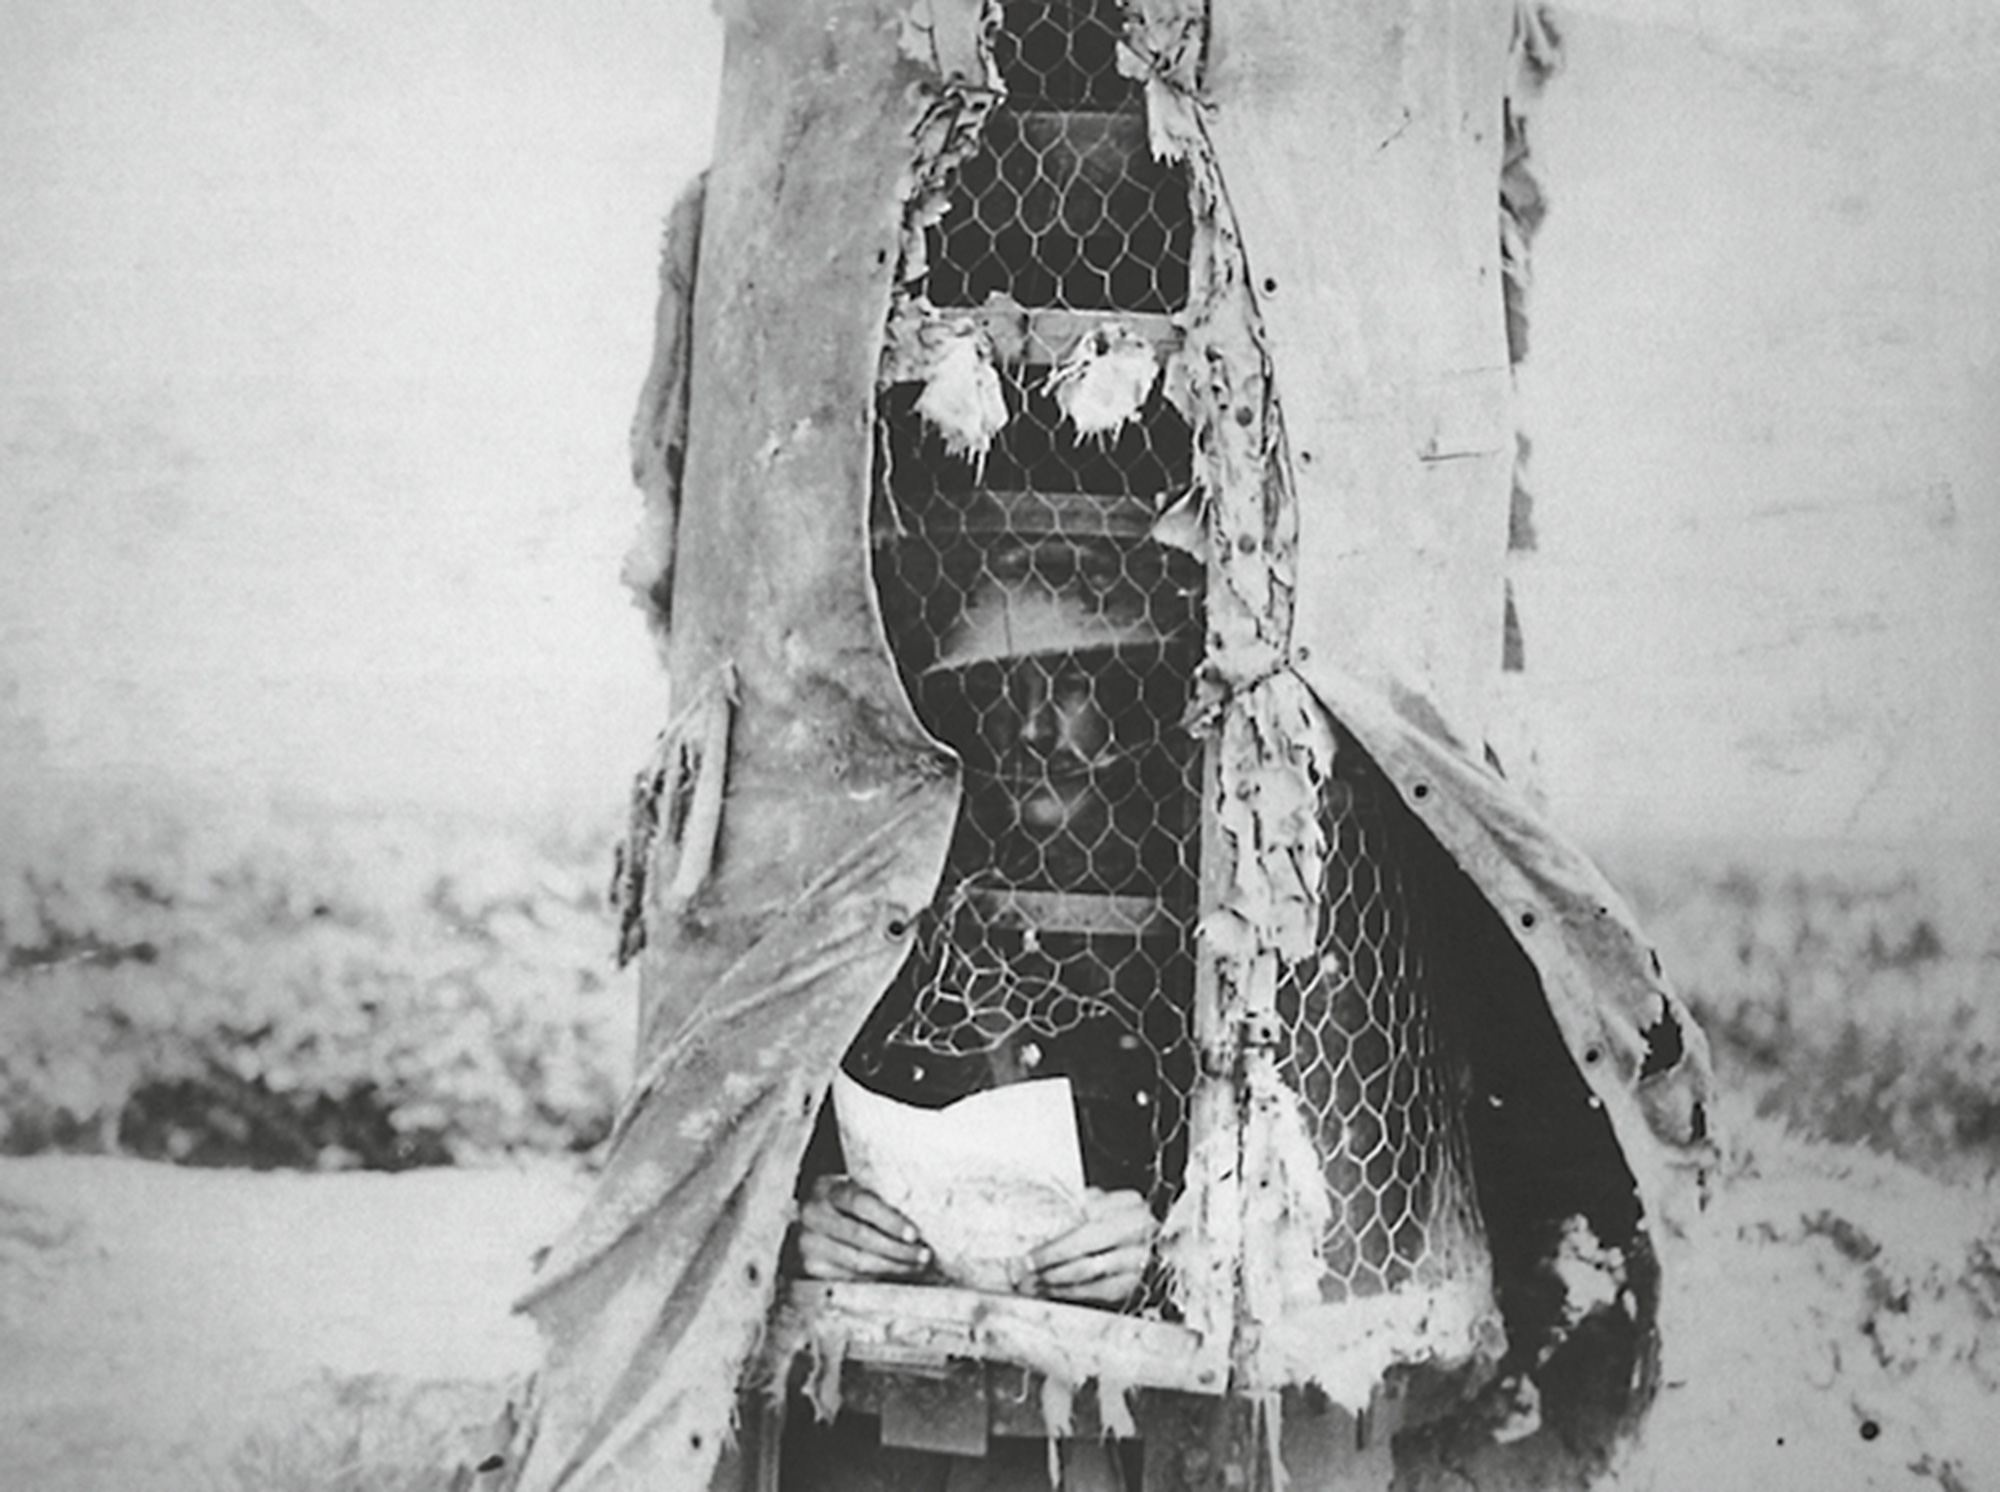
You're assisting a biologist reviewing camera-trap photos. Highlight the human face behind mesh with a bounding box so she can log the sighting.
[991,654,1116,834]
[954,649,1181,891]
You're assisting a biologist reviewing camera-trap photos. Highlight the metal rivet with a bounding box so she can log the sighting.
[1241,1013,1282,1049]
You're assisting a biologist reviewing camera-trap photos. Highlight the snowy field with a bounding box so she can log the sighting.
[0,1154,588,1492]
[1,1094,1994,1492]
[1,815,1995,1492]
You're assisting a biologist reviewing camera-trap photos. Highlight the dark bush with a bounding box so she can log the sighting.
[0,807,628,1169]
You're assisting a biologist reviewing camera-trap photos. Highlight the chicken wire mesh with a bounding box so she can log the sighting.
[848,0,1205,1256]
[924,110,1191,314]
[854,0,1492,1325]
[991,0,1141,108]
[925,0,1190,313]
[859,459,1205,1227]
[843,893,1200,1217]
[1274,736,1493,1302]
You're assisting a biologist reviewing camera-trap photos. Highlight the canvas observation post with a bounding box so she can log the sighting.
[504,3,1716,1489]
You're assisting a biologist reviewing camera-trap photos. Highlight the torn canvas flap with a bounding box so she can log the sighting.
[1190,0,1716,1209]
[1206,0,1516,746]
[623,172,706,647]
[514,786,954,1492]
[1295,663,1718,1230]
[896,0,994,85]
[504,7,960,1490]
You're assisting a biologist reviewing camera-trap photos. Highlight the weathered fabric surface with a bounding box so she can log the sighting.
[1205,0,1711,1276]
[505,8,957,1490]
[1207,0,1517,741]
[619,170,704,650]
[508,4,1715,1489]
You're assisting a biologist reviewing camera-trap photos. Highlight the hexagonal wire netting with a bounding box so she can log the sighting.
[849,1,1201,1290]
[851,0,1488,1315]
[1276,743,1492,1302]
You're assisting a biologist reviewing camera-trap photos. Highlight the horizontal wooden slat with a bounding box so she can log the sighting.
[767,1280,1227,1395]
[968,306,1183,368]
[969,886,1183,939]
[874,488,1164,542]
[881,305,1182,381]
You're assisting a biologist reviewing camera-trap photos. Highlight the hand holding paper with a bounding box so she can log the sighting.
[830,1072,1089,1293]
[1026,1187,1156,1305]
[794,1174,933,1283]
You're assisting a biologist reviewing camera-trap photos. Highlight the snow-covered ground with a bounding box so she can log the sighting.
[0,1155,589,1492]
[1629,1102,1998,1492]
[1,1092,1992,1492]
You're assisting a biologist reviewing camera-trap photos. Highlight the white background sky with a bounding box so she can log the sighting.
[1,1,724,827]
[2,0,1996,848]
[1516,0,2000,845]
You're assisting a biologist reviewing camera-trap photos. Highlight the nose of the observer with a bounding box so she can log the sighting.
[1011,669,1111,764]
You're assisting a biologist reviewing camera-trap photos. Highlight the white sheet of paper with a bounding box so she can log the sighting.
[831,1071,1088,1292]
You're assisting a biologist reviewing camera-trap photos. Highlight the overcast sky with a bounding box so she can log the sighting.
[3,1,1996,849]
[1,2,722,824]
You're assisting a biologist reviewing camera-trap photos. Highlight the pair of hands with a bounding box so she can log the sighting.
[793,1175,1156,1306]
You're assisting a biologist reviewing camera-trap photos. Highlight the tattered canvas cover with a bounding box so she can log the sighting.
[504,10,957,1490]
[1203,0,1711,1261]
[506,4,1715,1489]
